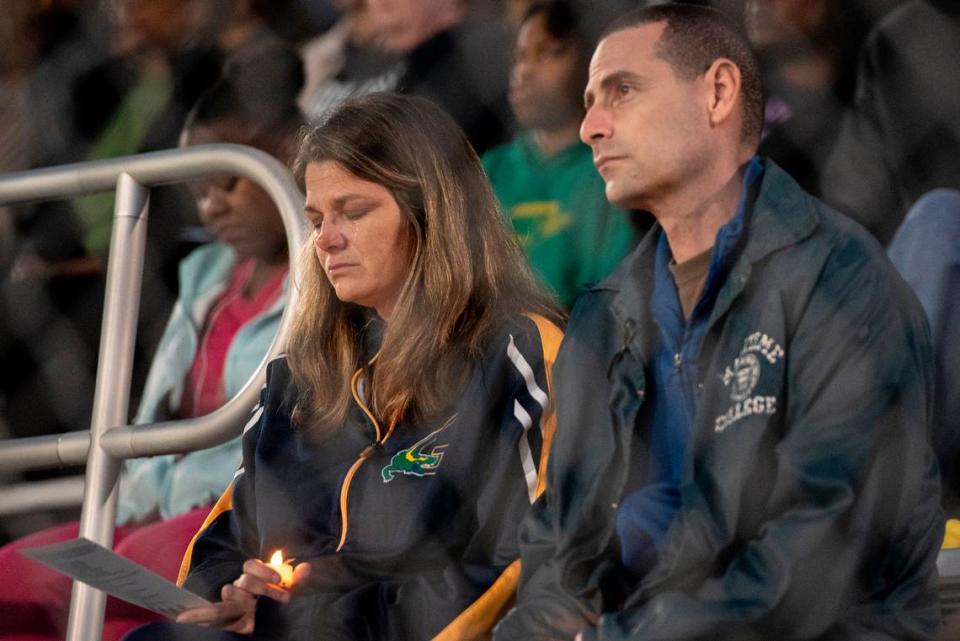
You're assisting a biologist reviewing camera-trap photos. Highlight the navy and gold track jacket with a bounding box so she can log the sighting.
[178,313,562,641]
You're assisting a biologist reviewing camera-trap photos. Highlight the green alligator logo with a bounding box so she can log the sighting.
[381,427,448,483]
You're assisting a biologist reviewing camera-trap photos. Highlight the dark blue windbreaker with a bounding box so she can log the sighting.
[496,161,942,641]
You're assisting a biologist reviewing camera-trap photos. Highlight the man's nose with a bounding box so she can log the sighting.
[580,104,613,145]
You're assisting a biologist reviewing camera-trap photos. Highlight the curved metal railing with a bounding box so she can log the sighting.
[0,144,307,641]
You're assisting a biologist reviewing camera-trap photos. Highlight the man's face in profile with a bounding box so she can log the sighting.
[581,23,712,210]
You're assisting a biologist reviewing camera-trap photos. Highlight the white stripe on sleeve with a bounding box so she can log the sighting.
[514,400,539,503]
[243,405,264,434]
[507,334,549,411]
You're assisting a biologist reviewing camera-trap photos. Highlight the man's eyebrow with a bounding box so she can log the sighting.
[599,70,644,91]
[584,70,645,106]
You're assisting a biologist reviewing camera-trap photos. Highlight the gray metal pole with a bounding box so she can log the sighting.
[0,476,85,516]
[65,174,149,641]
[0,431,89,472]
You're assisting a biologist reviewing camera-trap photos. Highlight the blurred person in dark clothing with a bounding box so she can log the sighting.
[297,0,380,113]
[747,0,869,198]
[822,0,960,245]
[209,0,307,161]
[297,0,404,121]
[362,0,516,154]
[299,0,638,156]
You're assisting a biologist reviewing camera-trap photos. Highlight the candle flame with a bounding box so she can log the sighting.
[270,550,284,566]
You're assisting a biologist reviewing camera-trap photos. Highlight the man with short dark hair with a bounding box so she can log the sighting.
[494,5,942,640]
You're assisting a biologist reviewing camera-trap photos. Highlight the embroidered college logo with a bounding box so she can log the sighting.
[723,353,761,401]
[715,331,784,432]
[381,428,448,482]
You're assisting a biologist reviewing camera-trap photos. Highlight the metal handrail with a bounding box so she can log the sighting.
[0,476,85,516]
[0,144,307,641]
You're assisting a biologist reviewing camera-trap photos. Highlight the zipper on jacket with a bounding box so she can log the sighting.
[350,365,382,441]
[336,364,398,552]
[337,444,375,551]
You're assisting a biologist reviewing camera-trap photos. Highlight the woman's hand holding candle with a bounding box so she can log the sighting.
[175,555,312,631]
[230,554,312,603]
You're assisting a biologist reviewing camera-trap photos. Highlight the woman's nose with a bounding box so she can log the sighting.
[314,220,345,252]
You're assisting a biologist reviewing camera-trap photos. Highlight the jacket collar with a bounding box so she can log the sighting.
[740,159,818,264]
[607,159,818,356]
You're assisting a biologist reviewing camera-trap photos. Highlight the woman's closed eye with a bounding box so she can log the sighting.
[344,208,371,221]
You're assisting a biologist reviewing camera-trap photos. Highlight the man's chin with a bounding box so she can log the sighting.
[604,183,632,209]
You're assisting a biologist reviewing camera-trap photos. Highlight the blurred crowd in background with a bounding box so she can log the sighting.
[0,0,958,543]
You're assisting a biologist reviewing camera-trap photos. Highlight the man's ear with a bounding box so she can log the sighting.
[704,57,741,130]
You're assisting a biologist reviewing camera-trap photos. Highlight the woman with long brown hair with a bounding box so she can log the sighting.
[126,92,563,641]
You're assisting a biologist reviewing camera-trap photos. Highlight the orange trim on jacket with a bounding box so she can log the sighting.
[431,559,522,641]
[177,483,234,586]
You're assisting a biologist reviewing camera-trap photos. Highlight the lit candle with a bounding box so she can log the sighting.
[268,550,294,587]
